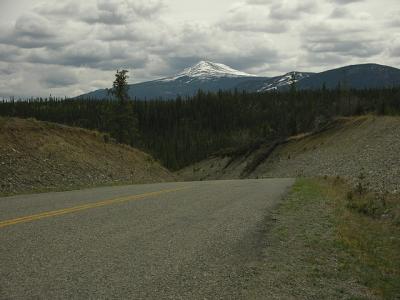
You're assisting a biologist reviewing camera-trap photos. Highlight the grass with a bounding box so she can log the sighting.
[331,178,400,299]
[0,117,175,197]
[244,178,400,299]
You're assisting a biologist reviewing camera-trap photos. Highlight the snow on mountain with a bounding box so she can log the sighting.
[161,61,256,82]
[78,63,400,100]
[258,71,312,92]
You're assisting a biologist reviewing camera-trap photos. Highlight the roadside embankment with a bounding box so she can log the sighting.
[179,116,400,193]
[0,117,176,196]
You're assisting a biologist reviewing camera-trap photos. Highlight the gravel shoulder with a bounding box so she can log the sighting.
[179,116,400,193]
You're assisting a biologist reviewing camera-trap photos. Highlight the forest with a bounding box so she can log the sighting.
[1,87,400,170]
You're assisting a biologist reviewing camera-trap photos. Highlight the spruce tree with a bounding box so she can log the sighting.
[109,70,138,145]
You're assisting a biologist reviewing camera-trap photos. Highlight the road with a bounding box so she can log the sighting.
[0,179,294,299]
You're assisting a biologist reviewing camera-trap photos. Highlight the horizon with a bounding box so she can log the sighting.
[0,0,399,97]
[3,61,398,100]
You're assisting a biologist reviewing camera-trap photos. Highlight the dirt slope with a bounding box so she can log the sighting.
[178,116,400,193]
[0,118,176,196]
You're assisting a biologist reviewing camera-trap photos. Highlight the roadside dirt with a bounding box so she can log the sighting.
[0,117,176,196]
[178,116,400,193]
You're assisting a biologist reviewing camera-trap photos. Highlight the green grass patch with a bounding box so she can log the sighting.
[329,178,400,299]
[245,178,400,299]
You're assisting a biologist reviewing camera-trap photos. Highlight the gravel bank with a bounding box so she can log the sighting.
[179,116,400,193]
[0,118,176,196]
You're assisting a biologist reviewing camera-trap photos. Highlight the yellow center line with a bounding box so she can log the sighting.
[0,187,188,229]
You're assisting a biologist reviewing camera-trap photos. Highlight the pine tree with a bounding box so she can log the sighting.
[109,70,138,145]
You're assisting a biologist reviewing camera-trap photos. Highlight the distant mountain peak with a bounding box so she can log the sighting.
[163,60,256,81]
[78,63,400,100]
[258,71,313,92]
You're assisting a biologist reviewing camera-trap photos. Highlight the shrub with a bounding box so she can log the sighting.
[103,133,111,143]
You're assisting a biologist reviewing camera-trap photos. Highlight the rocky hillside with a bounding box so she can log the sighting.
[178,116,400,193]
[0,118,176,196]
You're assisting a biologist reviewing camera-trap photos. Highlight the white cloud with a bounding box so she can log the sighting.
[219,4,289,33]
[0,0,399,97]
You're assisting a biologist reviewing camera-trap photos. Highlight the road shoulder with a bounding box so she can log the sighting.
[243,178,400,299]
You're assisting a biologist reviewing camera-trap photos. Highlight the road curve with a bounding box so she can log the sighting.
[0,179,294,299]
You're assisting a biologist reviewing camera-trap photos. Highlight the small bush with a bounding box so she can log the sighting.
[346,191,353,201]
[394,210,400,226]
[355,171,369,195]
[333,175,342,185]
[357,196,381,216]
[346,191,389,218]
[103,133,111,143]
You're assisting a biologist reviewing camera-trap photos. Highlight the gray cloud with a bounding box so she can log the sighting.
[330,7,350,18]
[307,39,381,58]
[0,13,67,49]
[81,0,164,25]
[245,0,273,4]
[14,13,54,38]
[40,69,78,88]
[386,10,400,27]
[219,3,289,33]
[303,52,347,67]
[391,47,400,57]
[389,39,400,57]
[0,44,25,62]
[0,62,15,75]
[268,1,319,19]
[220,45,282,70]
[219,19,288,33]
[165,45,281,74]
[34,2,80,17]
[25,40,149,71]
[302,23,383,59]
[240,0,321,19]
[0,0,399,97]
[161,20,283,74]
[329,0,364,5]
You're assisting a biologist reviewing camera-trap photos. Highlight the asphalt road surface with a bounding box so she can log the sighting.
[0,179,294,299]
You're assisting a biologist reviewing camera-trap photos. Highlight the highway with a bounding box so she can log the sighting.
[0,179,294,299]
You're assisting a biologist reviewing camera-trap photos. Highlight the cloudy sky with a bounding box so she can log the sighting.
[0,0,399,97]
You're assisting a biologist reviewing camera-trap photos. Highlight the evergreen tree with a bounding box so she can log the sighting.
[1,87,399,170]
[109,70,138,145]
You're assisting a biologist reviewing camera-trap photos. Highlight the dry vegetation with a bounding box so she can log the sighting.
[0,117,176,196]
[244,178,400,299]
[329,176,400,298]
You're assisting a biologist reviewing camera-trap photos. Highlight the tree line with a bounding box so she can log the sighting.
[1,87,399,170]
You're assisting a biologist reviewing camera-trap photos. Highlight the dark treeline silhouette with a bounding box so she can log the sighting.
[1,88,399,170]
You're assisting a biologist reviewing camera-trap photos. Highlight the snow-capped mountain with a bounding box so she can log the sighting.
[258,72,314,92]
[161,61,256,82]
[239,64,400,92]
[78,62,400,100]
[80,61,263,100]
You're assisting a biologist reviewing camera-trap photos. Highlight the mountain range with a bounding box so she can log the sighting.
[78,61,400,100]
